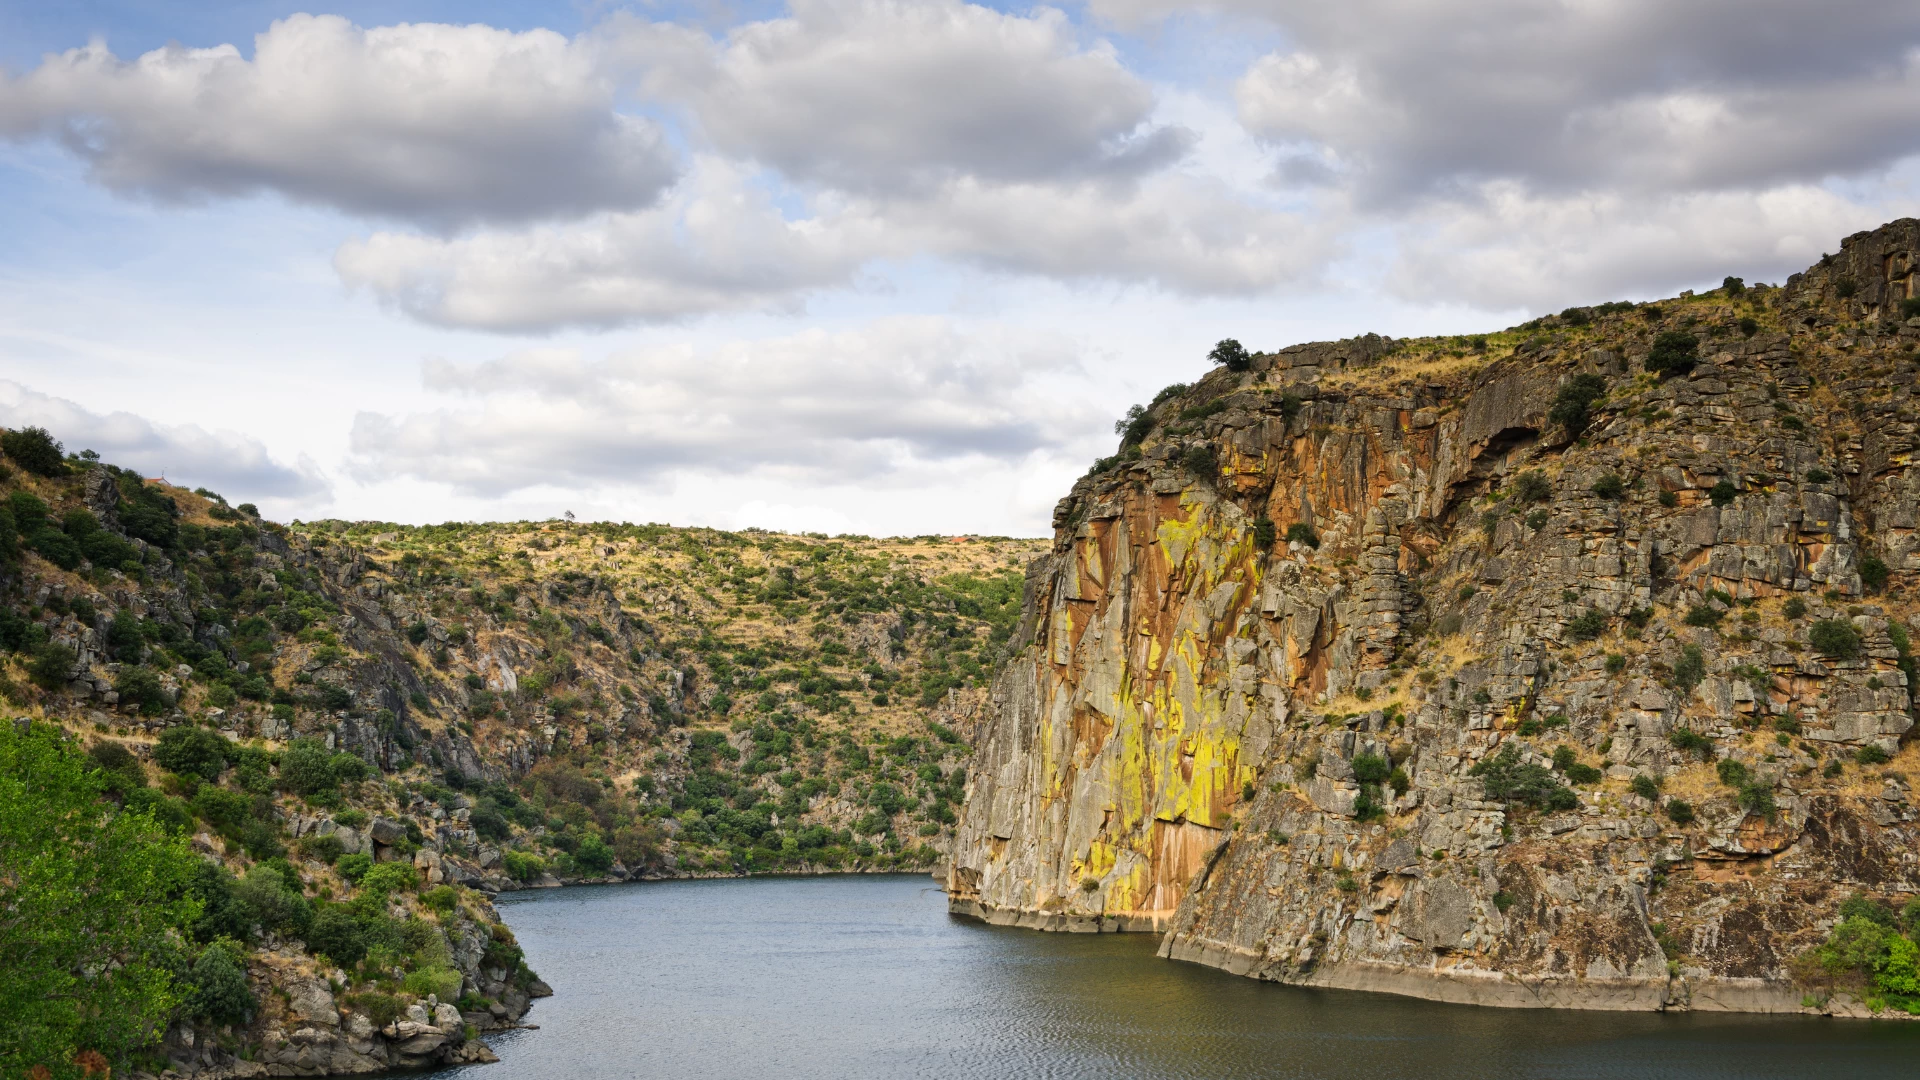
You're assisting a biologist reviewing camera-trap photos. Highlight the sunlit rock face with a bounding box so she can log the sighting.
[951,219,1920,1012]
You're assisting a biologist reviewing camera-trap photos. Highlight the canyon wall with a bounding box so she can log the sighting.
[949,219,1920,1012]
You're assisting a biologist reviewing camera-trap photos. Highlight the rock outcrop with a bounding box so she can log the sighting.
[949,220,1920,1013]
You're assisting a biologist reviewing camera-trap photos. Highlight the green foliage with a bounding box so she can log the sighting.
[1567,608,1607,641]
[1665,799,1695,824]
[1856,744,1892,766]
[1469,745,1577,812]
[307,906,370,966]
[279,738,367,795]
[185,940,255,1025]
[358,862,416,898]
[1809,619,1863,660]
[1350,753,1390,785]
[1709,479,1737,506]
[1684,604,1724,628]
[1669,727,1713,760]
[191,785,253,833]
[1552,745,1603,785]
[1180,444,1216,478]
[503,851,545,882]
[1646,331,1699,377]
[1251,516,1276,549]
[154,725,229,782]
[1658,489,1679,507]
[403,967,464,1001]
[1722,276,1745,295]
[1548,375,1607,434]
[1590,474,1626,500]
[1284,522,1320,549]
[1738,316,1759,336]
[421,885,459,914]
[1859,553,1890,593]
[1,425,66,476]
[1672,644,1707,693]
[336,853,374,883]
[1630,774,1661,801]
[1509,471,1553,505]
[575,833,614,875]
[1208,338,1251,373]
[0,721,203,1074]
[1783,598,1808,620]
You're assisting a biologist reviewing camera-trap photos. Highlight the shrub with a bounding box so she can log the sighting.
[1469,745,1577,811]
[1683,605,1724,628]
[185,940,255,1025]
[155,725,230,782]
[1665,799,1696,824]
[1630,774,1661,801]
[1856,744,1892,766]
[1806,468,1833,484]
[1808,619,1863,660]
[1709,479,1737,506]
[1722,276,1745,295]
[1673,644,1707,693]
[280,738,367,795]
[1,425,65,476]
[301,833,346,865]
[1548,375,1608,435]
[29,527,81,570]
[1646,331,1699,377]
[422,885,459,914]
[348,991,405,1029]
[191,785,253,833]
[1834,276,1857,299]
[1605,653,1628,675]
[1658,490,1678,508]
[307,906,369,966]
[1350,753,1391,785]
[403,967,464,1001]
[27,641,77,689]
[1251,517,1276,549]
[1208,338,1252,373]
[359,862,416,897]
[1552,746,1603,785]
[1284,523,1320,548]
[1568,608,1607,641]
[336,853,374,883]
[1669,727,1713,760]
[1859,553,1889,593]
[503,851,545,882]
[1591,474,1626,499]
[1738,316,1759,337]
[1180,444,1217,478]
[1783,598,1808,619]
[575,833,614,875]
[1510,471,1553,504]
[115,667,172,716]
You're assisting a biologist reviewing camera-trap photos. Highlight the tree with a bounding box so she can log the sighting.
[1548,374,1607,435]
[1207,339,1252,373]
[1646,331,1699,378]
[0,721,202,1075]
[184,940,255,1025]
[153,726,229,783]
[1,426,66,477]
[1809,619,1863,660]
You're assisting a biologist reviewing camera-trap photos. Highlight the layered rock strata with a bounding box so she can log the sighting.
[949,221,1920,1012]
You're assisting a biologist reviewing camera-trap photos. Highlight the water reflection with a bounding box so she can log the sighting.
[428,875,1919,1080]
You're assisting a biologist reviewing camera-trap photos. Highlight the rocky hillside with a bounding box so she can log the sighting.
[0,441,1040,1076]
[947,219,1920,1016]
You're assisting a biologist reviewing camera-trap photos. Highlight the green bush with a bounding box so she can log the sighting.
[154,725,230,782]
[1809,619,1863,660]
[1469,745,1577,811]
[191,785,253,832]
[1180,444,1216,477]
[1658,490,1678,507]
[1722,276,1745,295]
[116,667,172,716]
[1,425,66,476]
[1552,746,1603,784]
[301,833,346,865]
[1669,727,1713,759]
[1630,774,1661,801]
[1510,471,1553,504]
[1683,605,1723,628]
[1783,598,1808,619]
[1350,753,1390,784]
[1646,331,1699,378]
[1709,479,1737,506]
[575,833,615,875]
[421,885,459,914]
[359,862,416,897]
[502,851,545,882]
[402,967,463,1002]
[1856,744,1892,766]
[1591,474,1626,500]
[1737,316,1759,337]
[1207,338,1251,373]
[279,738,367,795]
[28,527,80,569]
[185,940,255,1025]
[337,853,374,883]
[1673,644,1707,692]
[1284,523,1320,549]
[1834,276,1857,299]
[1251,517,1276,549]
[1568,608,1607,641]
[308,906,370,966]
[1548,375,1607,434]
[1665,799,1695,824]
[1859,554,1890,593]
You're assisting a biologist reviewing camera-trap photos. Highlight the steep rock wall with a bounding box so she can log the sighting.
[950,220,1920,1012]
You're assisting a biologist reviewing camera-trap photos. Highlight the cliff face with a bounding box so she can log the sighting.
[949,219,1920,1012]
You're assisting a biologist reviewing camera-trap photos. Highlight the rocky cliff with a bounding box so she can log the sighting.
[948,219,1920,1014]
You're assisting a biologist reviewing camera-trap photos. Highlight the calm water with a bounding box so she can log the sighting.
[429,874,1918,1080]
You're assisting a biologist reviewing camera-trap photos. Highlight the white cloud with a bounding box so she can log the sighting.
[617,0,1192,194]
[0,14,678,228]
[0,380,330,504]
[346,317,1105,495]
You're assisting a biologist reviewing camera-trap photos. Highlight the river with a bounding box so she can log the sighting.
[428,874,1918,1080]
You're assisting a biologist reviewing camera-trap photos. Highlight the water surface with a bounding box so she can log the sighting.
[430,874,1917,1080]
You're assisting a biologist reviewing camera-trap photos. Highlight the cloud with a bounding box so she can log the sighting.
[614,0,1193,194]
[1382,182,1900,310]
[0,380,330,502]
[346,317,1104,495]
[1216,1,1920,203]
[332,157,878,331]
[0,14,677,229]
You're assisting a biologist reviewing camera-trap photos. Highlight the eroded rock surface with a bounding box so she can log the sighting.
[950,220,1920,1012]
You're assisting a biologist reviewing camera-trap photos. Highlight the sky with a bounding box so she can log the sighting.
[2,1,1917,536]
